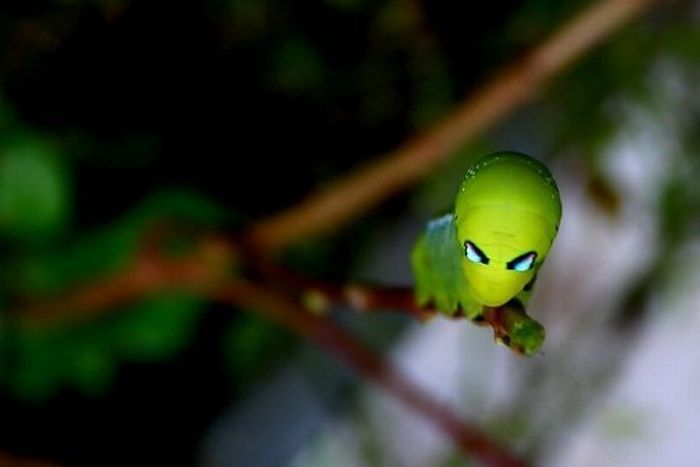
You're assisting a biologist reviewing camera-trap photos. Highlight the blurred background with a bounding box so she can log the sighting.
[1,0,700,466]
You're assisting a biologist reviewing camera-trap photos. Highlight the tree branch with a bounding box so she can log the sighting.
[15,242,528,466]
[250,260,544,355]
[304,282,545,355]
[244,0,662,253]
[216,279,529,467]
[17,234,237,325]
[17,231,543,356]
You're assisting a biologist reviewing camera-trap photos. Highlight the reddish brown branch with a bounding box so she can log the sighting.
[14,234,530,464]
[16,245,528,465]
[303,282,542,355]
[216,279,528,467]
[248,259,432,320]
[250,260,540,354]
[19,234,237,325]
[245,0,662,253]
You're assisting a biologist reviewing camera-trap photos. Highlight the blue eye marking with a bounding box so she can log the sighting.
[464,241,489,265]
[507,252,537,272]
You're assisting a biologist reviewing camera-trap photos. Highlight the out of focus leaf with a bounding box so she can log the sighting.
[68,342,113,395]
[0,134,69,242]
[132,189,228,226]
[12,221,138,296]
[10,331,61,400]
[1,189,224,399]
[113,293,204,362]
[7,292,204,399]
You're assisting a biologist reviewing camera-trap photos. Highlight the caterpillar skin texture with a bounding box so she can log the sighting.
[411,151,562,319]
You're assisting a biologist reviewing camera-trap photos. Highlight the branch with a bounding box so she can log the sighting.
[18,234,237,325]
[18,233,543,356]
[250,260,545,355]
[216,279,529,467]
[306,283,546,355]
[245,0,663,253]
[15,243,528,466]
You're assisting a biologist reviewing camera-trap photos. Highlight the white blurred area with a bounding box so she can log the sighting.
[543,250,700,467]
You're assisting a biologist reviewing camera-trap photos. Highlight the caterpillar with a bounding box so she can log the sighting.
[411,151,562,352]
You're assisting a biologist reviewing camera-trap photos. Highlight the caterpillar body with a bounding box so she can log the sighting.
[411,151,562,351]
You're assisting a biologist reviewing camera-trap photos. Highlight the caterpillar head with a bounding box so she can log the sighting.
[455,152,561,307]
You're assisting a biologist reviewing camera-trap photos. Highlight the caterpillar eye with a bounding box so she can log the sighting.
[507,252,537,272]
[465,241,489,265]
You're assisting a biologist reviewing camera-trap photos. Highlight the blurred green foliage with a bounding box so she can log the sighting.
[8,293,203,400]
[0,133,69,242]
[0,178,227,399]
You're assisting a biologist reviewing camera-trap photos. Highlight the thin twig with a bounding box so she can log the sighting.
[216,279,529,467]
[248,259,433,319]
[245,0,662,253]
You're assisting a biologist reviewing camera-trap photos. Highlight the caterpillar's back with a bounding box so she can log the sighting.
[456,151,561,233]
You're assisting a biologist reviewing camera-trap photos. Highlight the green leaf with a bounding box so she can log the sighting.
[67,342,113,395]
[9,329,62,401]
[12,221,139,296]
[5,293,204,400]
[113,293,204,362]
[132,189,228,226]
[0,135,70,242]
[1,188,223,399]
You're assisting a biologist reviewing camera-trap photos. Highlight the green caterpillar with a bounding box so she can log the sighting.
[411,151,562,354]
